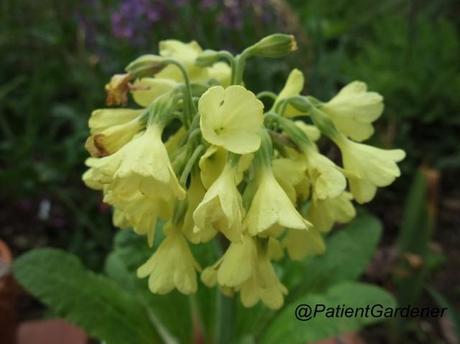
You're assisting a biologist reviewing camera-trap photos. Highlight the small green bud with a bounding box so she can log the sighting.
[286,96,312,113]
[247,34,298,58]
[125,55,167,78]
[195,50,221,67]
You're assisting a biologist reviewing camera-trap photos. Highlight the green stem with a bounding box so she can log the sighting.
[257,91,277,101]
[163,59,196,126]
[217,51,236,82]
[264,112,315,151]
[215,293,234,344]
[180,145,204,185]
[232,51,249,85]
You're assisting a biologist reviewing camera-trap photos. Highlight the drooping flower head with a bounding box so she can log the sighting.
[82,34,405,311]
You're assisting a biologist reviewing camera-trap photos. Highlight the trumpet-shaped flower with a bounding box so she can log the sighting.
[304,150,347,201]
[336,136,405,203]
[199,85,264,154]
[183,172,216,244]
[88,109,142,134]
[112,208,130,229]
[306,192,356,233]
[86,117,143,157]
[217,235,257,287]
[282,228,326,261]
[239,250,288,310]
[137,226,200,295]
[105,189,173,246]
[193,163,244,242]
[268,237,284,261]
[199,145,253,189]
[114,124,184,200]
[201,235,257,289]
[199,145,227,189]
[272,158,307,203]
[321,81,384,141]
[245,169,311,236]
[82,158,106,190]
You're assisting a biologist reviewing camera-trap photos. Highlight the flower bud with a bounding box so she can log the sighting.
[286,96,311,113]
[125,54,167,78]
[195,50,221,67]
[247,34,298,58]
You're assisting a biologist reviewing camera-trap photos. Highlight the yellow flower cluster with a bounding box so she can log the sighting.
[83,35,405,310]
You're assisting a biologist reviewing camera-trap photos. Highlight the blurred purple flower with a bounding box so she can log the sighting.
[111,0,167,41]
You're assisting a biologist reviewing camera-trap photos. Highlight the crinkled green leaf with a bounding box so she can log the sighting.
[13,248,160,344]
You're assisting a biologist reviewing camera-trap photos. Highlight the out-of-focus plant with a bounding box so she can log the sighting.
[343,15,460,171]
[289,0,460,173]
[13,33,404,343]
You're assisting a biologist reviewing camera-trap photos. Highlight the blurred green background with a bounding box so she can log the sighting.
[1,0,459,342]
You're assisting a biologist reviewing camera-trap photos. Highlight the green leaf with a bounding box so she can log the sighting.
[106,230,193,344]
[285,213,382,300]
[395,170,436,306]
[397,170,432,254]
[13,248,160,344]
[261,282,396,344]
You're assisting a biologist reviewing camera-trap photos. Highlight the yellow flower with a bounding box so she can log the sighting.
[215,235,257,287]
[157,40,209,82]
[88,109,142,133]
[85,109,144,157]
[199,145,253,189]
[85,118,143,157]
[102,124,185,201]
[112,208,130,229]
[130,78,178,107]
[82,158,105,190]
[275,69,305,117]
[268,237,284,261]
[272,158,307,203]
[283,228,325,261]
[245,168,311,236]
[295,121,321,141]
[304,150,347,200]
[321,81,384,141]
[193,163,244,242]
[306,192,356,233]
[199,85,264,154]
[105,189,173,246]
[137,225,200,295]
[239,250,288,310]
[165,127,187,155]
[208,62,231,87]
[182,172,216,244]
[199,145,227,189]
[336,136,405,203]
